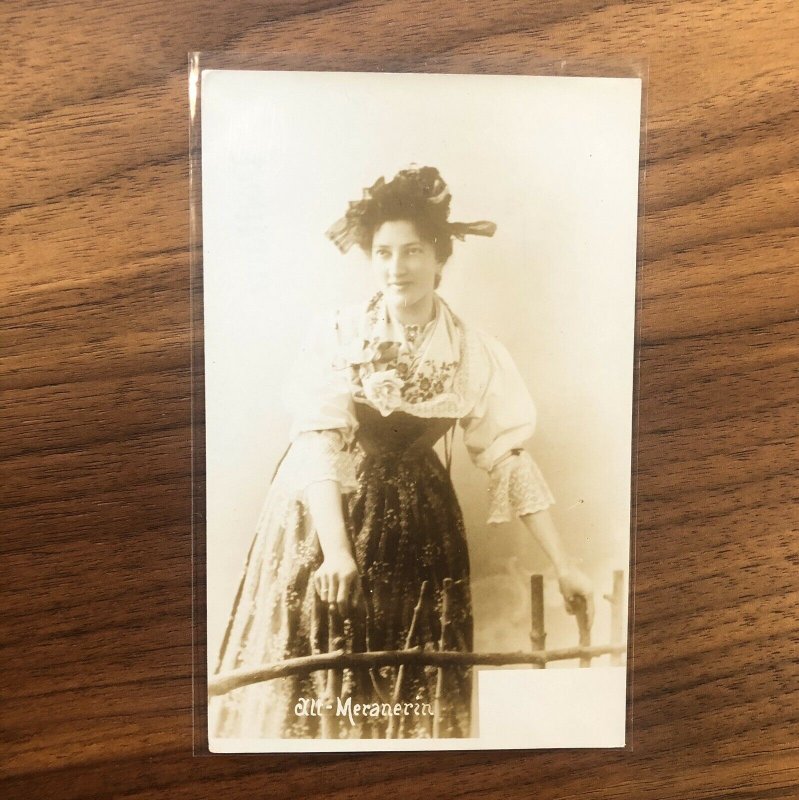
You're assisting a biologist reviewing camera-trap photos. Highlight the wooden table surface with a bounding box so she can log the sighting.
[2,2,798,798]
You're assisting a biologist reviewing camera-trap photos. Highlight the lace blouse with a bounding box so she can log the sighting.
[279,292,554,524]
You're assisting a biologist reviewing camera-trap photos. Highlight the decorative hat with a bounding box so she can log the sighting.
[326,165,497,253]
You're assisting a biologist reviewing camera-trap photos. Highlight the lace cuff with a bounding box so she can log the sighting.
[487,449,554,525]
[280,430,358,495]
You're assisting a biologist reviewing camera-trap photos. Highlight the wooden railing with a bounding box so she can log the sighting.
[210,570,627,698]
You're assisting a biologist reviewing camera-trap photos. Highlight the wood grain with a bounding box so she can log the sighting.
[2,1,798,797]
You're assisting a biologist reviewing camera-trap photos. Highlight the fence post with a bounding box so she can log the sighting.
[575,596,592,667]
[609,570,625,666]
[320,604,342,739]
[432,578,453,738]
[529,574,546,668]
[387,580,428,739]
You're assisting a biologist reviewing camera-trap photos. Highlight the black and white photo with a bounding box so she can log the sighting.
[197,68,641,752]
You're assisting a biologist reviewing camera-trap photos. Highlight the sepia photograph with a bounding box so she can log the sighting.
[198,68,642,752]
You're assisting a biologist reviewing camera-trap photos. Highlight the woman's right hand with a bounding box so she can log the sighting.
[313,551,362,617]
[557,565,595,627]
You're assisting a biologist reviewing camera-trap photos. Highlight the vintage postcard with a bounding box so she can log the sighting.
[196,67,641,752]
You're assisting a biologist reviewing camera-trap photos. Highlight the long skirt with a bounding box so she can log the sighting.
[211,426,473,739]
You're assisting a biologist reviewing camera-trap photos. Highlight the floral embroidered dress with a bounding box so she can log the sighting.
[211,292,554,740]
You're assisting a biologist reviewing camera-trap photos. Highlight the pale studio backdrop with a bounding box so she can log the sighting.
[201,70,641,669]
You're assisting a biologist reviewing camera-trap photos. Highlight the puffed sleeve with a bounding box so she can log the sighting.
[279,311,358,494]
[460,332,555,524]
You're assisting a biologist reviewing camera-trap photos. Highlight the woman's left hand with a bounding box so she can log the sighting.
[557,566,595,627]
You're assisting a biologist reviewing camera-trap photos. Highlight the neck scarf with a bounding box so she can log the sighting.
[344,292,464,416]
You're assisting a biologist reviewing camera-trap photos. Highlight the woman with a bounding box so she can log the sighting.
[211,166,593,740]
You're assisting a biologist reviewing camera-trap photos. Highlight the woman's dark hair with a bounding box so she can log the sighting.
[326,165,496,261]
[353,167,454,262]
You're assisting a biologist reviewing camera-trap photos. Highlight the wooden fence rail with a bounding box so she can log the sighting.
[210,570,627,698]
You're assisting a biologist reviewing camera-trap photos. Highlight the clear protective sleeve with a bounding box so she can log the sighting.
[190,51,647,755]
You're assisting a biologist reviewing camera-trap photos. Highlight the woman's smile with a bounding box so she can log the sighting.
[371,219,442,324]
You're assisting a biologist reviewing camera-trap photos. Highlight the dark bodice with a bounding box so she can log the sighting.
[353,402,454,458]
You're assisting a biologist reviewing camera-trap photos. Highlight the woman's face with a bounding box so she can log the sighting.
[370,220,442,313]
